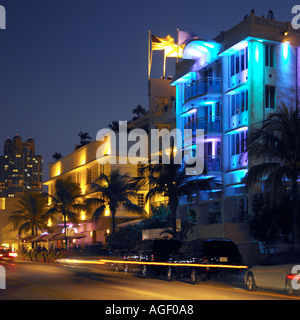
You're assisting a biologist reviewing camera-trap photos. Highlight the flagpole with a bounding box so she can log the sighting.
[148,30,151,80]
[177,28,179,64]
[163,49,166,79]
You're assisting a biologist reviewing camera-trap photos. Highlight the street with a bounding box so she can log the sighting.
[0,259,299,301]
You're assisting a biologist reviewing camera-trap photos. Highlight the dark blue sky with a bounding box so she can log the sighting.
[0,0,297,181]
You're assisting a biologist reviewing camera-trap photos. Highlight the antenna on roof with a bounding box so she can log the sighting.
[267,10,274,20]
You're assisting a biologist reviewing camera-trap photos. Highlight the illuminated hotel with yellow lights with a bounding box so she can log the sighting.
[44,133,150,245]
[170,13,300,253]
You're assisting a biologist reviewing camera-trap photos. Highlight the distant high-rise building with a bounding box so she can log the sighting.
[0,135,43,197]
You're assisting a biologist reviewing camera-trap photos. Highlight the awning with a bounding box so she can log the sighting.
[54,233,86,240]
[42,232,61,241]
[69,233,87,239]
[20,236,35,243]
[31,234,48,242]
[117,219,143,228]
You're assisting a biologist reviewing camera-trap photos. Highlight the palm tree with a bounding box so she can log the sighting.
[9,192,49,248]
[132,105,147,121]
[47,178,85,249]
[245,103,300,246]
[85,169,144,234]
[108,121,120,132]
[52,152,63,161]
[75,131,92,150]
[129,145,220,236]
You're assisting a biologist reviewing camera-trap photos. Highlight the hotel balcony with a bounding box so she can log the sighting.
[184,116,222,135]
[181,155,221,177]
[205,155,222,172]
[184,77,221,105]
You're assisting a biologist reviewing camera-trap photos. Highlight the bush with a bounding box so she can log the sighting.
[106,205,174,250]
[46,251,57,262]
[37,251,46,262]
[17,251,25,260]
[31,251,38,261]
[17,248,65,263]
[56,250,65,260]
[24,251,32,261]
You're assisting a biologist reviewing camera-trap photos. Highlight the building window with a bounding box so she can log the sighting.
[231,130,248,155]
[204,142,213,156]
[204,67,212,78]
[235,52,240,74]
[265,44,275,67]
[233,198,248,222]
[240,131,246,153]
[235,133,240,155]
[230,89,248,116]
[98,164,104,176]
[231,55,235,76]
[230,47,248,76]
[86,168,91,184]
[231,95,235,115]
[137,193,144,207]
[77,172,81,184]
[231,135,235,156]
[241,49,245,71]
[265,85,276,109]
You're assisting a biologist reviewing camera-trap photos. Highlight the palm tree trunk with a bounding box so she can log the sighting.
[172,208,177,238]
[62,210,68,250]
[112,210,116,234]
[292,178,299,249]
[31,227,34,249]
[169,197,179,238]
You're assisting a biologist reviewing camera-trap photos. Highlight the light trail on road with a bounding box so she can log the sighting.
[100,259,248,269]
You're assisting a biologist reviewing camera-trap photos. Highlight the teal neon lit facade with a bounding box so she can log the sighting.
[171,13,300,237]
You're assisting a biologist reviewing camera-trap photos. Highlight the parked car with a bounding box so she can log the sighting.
[109,249,128,271]
[124,238,182,278]
[0,248,18,260]
[245,251,300,295]
[167,238,243,284]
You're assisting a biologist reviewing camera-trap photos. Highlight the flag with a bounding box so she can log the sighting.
[151,34,183,58]
[165,45,183,58]
[151,34,175,51]
[178,30,198,46]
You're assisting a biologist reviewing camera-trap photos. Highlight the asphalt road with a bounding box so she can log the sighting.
[0,259,299,301]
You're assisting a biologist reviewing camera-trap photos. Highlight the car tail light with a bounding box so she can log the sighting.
[8,252,18,258]
[150,254,155,261]
[0,254,3,257]
[287,274,300,280]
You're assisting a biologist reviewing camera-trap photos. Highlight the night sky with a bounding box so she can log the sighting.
[0,0,297,181]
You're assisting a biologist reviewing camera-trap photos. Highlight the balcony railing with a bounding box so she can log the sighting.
[184,77,221,103]
[205,155,221,172]
[184,116,222,134]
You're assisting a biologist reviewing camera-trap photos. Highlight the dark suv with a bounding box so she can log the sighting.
[124,238,182,278]
[167,238,242,284]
